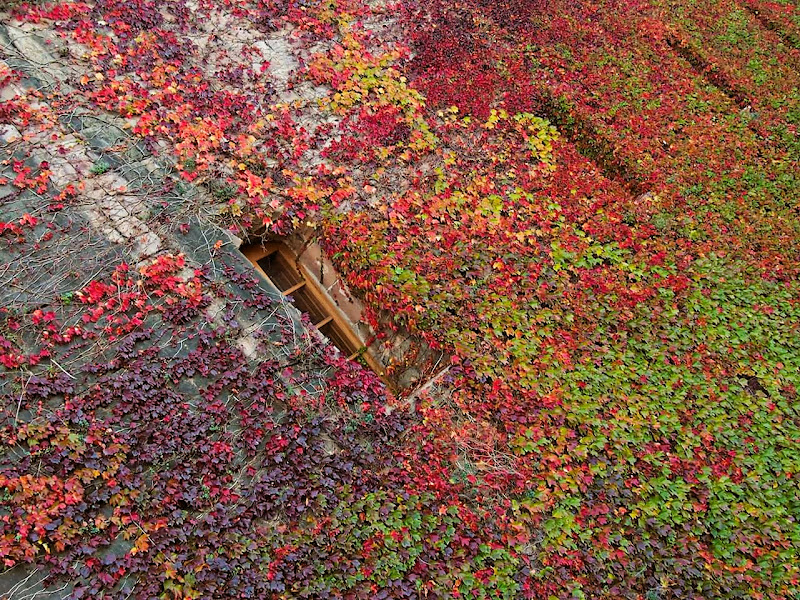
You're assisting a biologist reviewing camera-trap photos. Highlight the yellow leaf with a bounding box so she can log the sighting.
[130,533,149,555]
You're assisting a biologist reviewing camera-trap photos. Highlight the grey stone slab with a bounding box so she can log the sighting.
[0,183,16,200]
[0,210,122,308]
[57,113,128,151]
[0,564,72,600]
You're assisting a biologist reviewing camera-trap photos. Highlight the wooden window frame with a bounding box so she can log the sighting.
[242,242,383,376]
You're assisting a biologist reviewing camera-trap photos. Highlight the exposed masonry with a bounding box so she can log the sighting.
[0,20,316,377]
[1,25,161,262]
[182,1,336,175]
[0,10,446,394]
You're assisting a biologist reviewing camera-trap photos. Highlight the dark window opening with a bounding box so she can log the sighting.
[256,250,300,292]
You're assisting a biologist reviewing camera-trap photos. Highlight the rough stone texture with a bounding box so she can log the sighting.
[0,0,440,383]
[0,6,322,379]
[0,17,347,595]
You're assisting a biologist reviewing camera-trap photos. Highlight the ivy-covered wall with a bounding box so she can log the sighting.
[1,0,799,598]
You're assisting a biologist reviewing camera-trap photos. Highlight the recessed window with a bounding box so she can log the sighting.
[242,242,364,361]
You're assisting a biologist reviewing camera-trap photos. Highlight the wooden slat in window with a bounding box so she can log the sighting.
[242,242,379,374]
[283,281,306,296]
[314,315,333,328]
